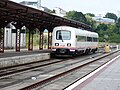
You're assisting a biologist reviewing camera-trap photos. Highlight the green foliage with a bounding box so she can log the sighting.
[109,33,120,43]
[65,11,96,29]
[104,12,117,21]
[116,18,120,28]
[85,13,95,17]
[94,13,120,43]
[97,24,120,43]
[26,33,39,47]
[85,15,96,30]
[95,24,108,32]
[65,11,120,43]
[65,10,87,24]
[97,30,106,42]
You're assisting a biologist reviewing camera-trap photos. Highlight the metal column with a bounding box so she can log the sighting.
[28,30,33,51]
[38,27,44,50]
[16,29,21,52]
[0,28,4,53]
[48,31,52,49]
[41,32,44,49]
[39,32,43,50]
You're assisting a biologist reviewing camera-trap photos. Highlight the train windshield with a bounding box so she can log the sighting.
[56,30,71,40]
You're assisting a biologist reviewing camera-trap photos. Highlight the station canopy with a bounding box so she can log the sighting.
[0,0,92,31]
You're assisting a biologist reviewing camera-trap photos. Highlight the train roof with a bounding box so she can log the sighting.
[53,26,98,37]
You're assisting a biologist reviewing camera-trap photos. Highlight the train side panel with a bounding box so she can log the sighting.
[75,29,98,53]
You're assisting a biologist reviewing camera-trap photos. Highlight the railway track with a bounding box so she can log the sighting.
[20,50,119,90]
[0,58,68,78]
[0,52,102,79]
[0,50,119,90]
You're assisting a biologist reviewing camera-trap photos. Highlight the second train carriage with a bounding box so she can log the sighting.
[51,26,99,56]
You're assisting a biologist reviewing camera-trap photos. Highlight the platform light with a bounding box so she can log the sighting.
[67,43,71,47]
[55,43,59,46]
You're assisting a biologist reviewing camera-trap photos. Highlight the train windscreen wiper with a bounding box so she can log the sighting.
[59,35,64,42]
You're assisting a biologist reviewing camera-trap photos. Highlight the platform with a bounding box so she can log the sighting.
[0,49,51,68]
[65,54,120,90]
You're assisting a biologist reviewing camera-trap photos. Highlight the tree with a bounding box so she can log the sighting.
[104,12,118,22]
[116,17,120,28]
[109,33,120,43]
[97,30,106,42]
[95,24,108,32]
[64,11,87,24]
[85,15,96,30]
[85,13,95,17]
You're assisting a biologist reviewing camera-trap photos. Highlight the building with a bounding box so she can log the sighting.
[92,16,115,25]
[20,1,38,9]
[20,1,67,17]
[20,1,50,12]
[52,7,67,17]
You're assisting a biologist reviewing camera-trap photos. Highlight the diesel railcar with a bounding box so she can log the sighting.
[51,26,99,56]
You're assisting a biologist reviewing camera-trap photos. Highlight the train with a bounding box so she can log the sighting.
[51,26,99,57]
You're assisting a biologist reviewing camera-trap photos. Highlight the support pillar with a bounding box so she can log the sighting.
[28,30,33,51]
[50,32,52,49]
[0,28,4,53]
[16,29,21,52]
[47,27,53,49]
[0,20,10,53]
[39,32,42,50]
[25,23,36,51]
[38,27,45,50]
[41,32,44,49]
[47,32,50,49]
[12,22,23,52]
[39,32,44,50]
[48,32,52,49]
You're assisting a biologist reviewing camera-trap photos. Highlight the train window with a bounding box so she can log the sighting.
[87,37,92,42]
[77,35,86,42]
[56,30,71,40]
[93,37,98,42]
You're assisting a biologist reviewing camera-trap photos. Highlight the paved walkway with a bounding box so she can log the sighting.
[66,54,120,90]
[0,49,51,58]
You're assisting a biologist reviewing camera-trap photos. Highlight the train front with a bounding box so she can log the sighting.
[51,26,76,56]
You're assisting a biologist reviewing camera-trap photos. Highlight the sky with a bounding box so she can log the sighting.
[10,0,120,17]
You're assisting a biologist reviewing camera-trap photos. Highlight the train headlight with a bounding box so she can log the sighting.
[67,43,71,47]
[55,43,59,46]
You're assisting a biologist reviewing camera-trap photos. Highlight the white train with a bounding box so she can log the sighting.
[51,26,99,56]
